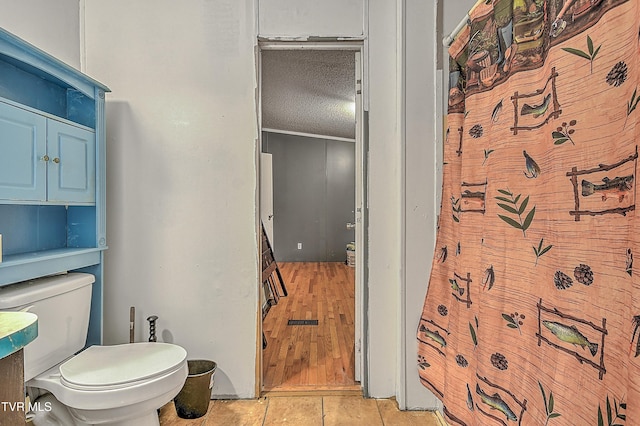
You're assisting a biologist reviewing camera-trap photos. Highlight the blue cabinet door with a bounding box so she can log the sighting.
[46,120,95,203]
[0,102,47,201]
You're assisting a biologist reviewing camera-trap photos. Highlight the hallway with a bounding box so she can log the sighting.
[262,262,358,391]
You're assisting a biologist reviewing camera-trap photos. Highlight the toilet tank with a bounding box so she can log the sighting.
[0,273,94,381]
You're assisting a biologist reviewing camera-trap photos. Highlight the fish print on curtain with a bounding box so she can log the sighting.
[418,0,639,424]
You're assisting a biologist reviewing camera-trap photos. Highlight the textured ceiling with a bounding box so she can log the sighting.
[261,50,356,140]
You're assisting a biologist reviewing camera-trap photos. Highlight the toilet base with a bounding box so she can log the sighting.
[67,381,182,425]
[69,406,161,426]
[30,383,183,426]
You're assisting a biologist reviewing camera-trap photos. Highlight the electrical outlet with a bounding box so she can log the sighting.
[297,242,302,250]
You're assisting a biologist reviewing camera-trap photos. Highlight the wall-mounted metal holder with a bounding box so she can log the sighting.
[147,315,158,342]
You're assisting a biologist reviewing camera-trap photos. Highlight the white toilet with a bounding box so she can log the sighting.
[0,272,188,425]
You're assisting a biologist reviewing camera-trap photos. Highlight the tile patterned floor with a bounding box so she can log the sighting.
[159,395,444,425]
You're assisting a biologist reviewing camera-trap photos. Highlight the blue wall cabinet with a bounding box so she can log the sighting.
[0,102,95,203]
[47,120,96,204]
[0,28,109,346]
[0,102,47,201]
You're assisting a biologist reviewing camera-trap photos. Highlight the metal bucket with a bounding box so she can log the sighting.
[173,360,217,419]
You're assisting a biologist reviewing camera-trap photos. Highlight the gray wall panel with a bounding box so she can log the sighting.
[265,132,355,261]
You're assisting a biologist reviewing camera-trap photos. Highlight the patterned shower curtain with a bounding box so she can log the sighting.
[418,0,639,424]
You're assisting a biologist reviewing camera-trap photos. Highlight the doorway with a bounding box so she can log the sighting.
[258,43,365,393]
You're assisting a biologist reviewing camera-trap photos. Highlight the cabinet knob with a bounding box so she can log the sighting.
[53,157,60,164]
[42,155,49,162]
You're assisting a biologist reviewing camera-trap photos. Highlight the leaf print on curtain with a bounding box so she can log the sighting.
[417,0,639,425]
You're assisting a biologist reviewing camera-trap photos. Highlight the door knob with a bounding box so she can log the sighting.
[53,157,60,164]
[346,222,356,230]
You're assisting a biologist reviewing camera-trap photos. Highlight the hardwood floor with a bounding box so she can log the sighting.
[262,262,359,391]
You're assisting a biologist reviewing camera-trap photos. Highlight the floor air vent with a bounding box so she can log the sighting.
[287,319,319,326]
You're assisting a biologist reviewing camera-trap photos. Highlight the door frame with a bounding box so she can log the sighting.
[256,40,367,394]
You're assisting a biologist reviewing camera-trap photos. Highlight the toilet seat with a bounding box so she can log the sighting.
[60,342,187,391]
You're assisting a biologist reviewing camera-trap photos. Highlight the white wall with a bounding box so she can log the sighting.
[403,0,440,409]
[258,0,365,38]
[83,0,259,398]
[0,0,80,68]
[401,0,479,410]
[364,0,402,398]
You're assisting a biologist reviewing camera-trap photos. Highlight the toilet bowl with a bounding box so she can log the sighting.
[0,273,189,425]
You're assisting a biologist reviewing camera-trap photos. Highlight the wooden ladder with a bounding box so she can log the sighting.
[261,222,287,348]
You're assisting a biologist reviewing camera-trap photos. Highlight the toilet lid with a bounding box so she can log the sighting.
[60,342,187,390]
